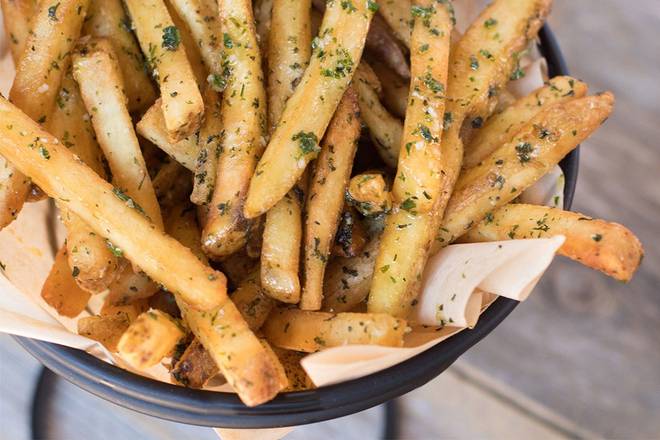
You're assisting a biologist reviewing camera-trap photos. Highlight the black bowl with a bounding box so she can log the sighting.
[15,26,577,429]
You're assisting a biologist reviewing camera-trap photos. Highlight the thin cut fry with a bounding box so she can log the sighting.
[101,298,149,322]
[171,338,220,388]
[105,267,159,306]
[123,0,204,141]
[354,62,402,168]
[41,245,91,318]
[301,89,361,311]
[333,207,368,258]
[136,99,199,171]
[369,0,453,318]
[371,59,409,118]
[230,270,276,331]
[78,314,131,351]
[436,93,615,247]
[82,0,157,112]
[191,87,222,205]
[202,0,268,258]
[244,0,376,218]
[72,38,163,229]
[166,0,209,87]
[272,347,315,391]
[263,308,407,353]
[462,204,644,282]
[117,309,186,370]
[1,0,35,62]
[464,76,588,168]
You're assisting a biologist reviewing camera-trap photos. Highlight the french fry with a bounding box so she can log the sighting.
[166,0,209,87]
[165,203,208,263]
[244,0,376,218]
[105,267,159,306]
[333,207,367,258]
[354,62,402,168]
[136,99,199,171]
[72,38,163,230]
[368,0,453,318]
[365,12,411,79]
[301,89,361,310]
[123,0,204,141]
[436,93,615,247]
[0,0,35,62]
[82,0,157,112]
[152,158,192,209]
[323,238,380,313]
[2,0,90,229]
[230,270,276,331]
[100,297,149,322]
[371,59,409,118]
[78,314,131,352]
[41,245,91,318]
[272,347,315,391]
[267,0,312,133]
[263,308,407,353]
[201,0,267,258]
[260,0,312,304]
[219,249,259,287]
[346,172,392,217]
[117,309,187,370]
[167,0,223,90]
[171,338,220,388]
[461,204,644,282]
[378,0,412,47]
[0,95,226,310]
[147,290,181,318]
[464,76,588,168]
[50,72,122,293]
[253,0,273,50]
[191,87,222,205]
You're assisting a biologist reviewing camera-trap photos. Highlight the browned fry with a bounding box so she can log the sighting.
[82,0,157,112]
[370,59,409,118]
[301,89,361,311]
[118,309,187,370]
[219,249,259,287]
[171,338,220,388]
[263,308,408,353]
[78,313,131,352]
[1,0,35,62]
[346,172,393,217]
[272,346,315,391]
[100,298,149,322]
[41,245,91,318]
[464,76,588,168]
[332,207,367,259]
[461,204,644,282]
[152,158,192,210]
[436,93,615,247]
[191,87,222,206]
[201,0,267,258]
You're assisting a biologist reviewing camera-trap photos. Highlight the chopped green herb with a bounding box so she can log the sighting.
[515,142,534,163]
[162,26,181,51]
[106,241,124,257]
[292,131,319,156]
[48,2,60,21]
[484,18,498,28]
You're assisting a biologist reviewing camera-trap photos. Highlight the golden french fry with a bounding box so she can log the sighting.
[136,99,199,171]
[272,347,315,391]
[100,297,149,322]
[82,0,157,112]
[165,203,208,263]
[1,0,35,62]
[230,270,276,331]
[72,38,163,230]
[105,267,160,306]
[166,0,209,87]
[437,93,615,246]
[41,245,91,318]
[201,0,267,258]
[152,158,192,210]
[464,76,588,168]
[323,238,380,313]
[191,87,222,205]
[332,207,368,258]
[49,72,121,293]
[263,308,408,353]
[301,89,361,311]
[354,62,402,168]
[267,0,312,132]
[462,204,644,282]
[346,172,392,217]
[78,314,131,352]
[368,1,453,318]
[123,0,204,141]
[0,95,226,310]
[117,309,187,370]
[377,0,411,47]
[171,338,220,388]
[167,0,223,90]
[244,0,376,218]
[371,59,409,118]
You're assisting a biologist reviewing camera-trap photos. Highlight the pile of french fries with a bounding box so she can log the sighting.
[0,0,643,406]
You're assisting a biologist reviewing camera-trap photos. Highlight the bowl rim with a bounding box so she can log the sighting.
[14,25,577,429]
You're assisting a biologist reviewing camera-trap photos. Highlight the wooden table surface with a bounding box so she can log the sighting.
[1,1,659,439]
